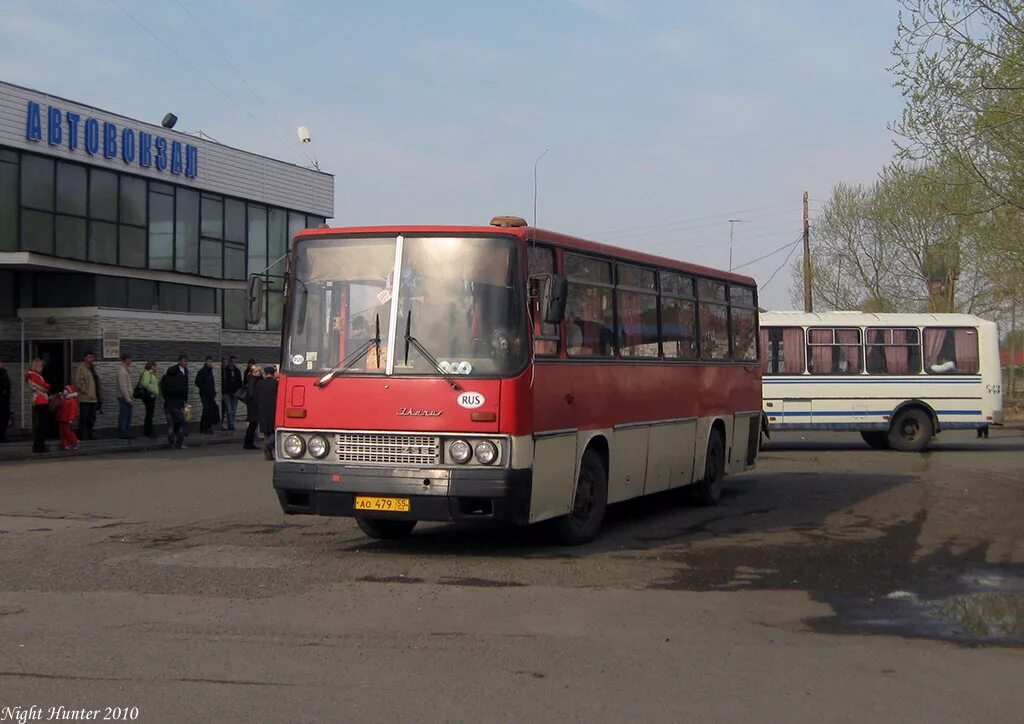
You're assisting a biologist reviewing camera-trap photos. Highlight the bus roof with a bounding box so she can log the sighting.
[760,310,996,327]
[294,224,758,287]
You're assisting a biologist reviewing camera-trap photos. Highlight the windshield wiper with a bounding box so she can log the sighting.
[315,314,382,388]
[403,310,461,390]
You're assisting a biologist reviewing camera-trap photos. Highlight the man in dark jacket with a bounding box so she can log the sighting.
[195,356,218,434]
[0,360,11,443]
[254,365,279,460]
[221,356,243,431]
[161,355,189,449]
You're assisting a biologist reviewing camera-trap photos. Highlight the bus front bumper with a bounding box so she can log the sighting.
[272,463,532,526]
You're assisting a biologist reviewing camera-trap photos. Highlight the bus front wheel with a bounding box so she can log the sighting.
[693,429,725,506]
[888,408,934,452]
[356,518,417,539]
[550,449,608,545]
[860,431,890,450]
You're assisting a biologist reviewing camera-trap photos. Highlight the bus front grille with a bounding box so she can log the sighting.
[334,433,441,466]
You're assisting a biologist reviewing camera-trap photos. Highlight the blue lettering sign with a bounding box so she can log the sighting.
[84,118,100,155]
[155,136,168,171]
[121,128,136,164]
[22,100,201,178]
[171,140,183,175]
[47,107,62,145]
[185,144,198,178]
[138,131,152,167]
[103,122,117,158]
[66,112,80,150]
[25,101,42,141]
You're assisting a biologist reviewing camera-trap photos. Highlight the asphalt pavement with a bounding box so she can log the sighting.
[0,428,1022,723]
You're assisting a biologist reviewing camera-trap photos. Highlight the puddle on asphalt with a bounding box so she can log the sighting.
[811,566,1024,646]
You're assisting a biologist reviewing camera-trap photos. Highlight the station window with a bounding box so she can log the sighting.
[56,162,87,216]
[89,169,118,222]
[807,327,862,375]
[175,188,200,274]
[55,215,87,260]
[0,152,18,252]
[923,328,979,374]
[148,185,174,270]
[565,253,614,358]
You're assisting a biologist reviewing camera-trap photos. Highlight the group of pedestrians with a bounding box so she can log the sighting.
[4,351,279,455]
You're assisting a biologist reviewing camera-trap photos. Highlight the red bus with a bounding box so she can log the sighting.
[258,216,761,544]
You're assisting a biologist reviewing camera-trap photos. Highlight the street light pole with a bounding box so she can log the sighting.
[728,219,748,272]
[533,148,549,228]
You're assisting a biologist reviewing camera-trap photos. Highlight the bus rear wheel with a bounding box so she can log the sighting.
[356,518,417,539]
[693,429,725,506]
[860,431,890,449]
[888,408,934,452]
[550,449,608,546]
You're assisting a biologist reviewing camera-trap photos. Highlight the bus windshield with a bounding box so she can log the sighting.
[285,235,526,378]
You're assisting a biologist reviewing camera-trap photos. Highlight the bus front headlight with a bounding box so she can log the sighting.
[282,434,305,459]
[307,434,330,459]
[473,440,498,465]
[449,439,472,464]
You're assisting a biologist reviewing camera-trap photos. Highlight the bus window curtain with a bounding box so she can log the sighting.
[886,328,908,374]
[782,327,804,373]
[954,329,979,373]
[924,329,947,370]
[836,329,860,373]
[809,329,832,374]
[759,329,771,374]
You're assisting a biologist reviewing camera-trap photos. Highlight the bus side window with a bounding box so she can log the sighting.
[924,327,979,374]
[760,326,804,374]
[528,246,560,356]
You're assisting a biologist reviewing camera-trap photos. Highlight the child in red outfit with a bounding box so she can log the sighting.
[56,384,80,450]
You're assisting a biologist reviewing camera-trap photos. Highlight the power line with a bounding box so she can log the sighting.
[107,0,306,165]
[170,0,317,168]
[732,235,803,271]
[760,239,802,291]
[583,201,805,238]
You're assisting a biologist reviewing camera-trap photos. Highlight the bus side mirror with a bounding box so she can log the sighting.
[541,274,567,325]
[245,275,265,325]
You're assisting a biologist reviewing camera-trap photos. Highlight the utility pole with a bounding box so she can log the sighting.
[802,190,812,312]
[727,219,747,272]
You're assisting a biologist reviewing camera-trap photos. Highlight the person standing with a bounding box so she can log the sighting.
[74,350,99,440]
[56,384,80,450]
[221,356,243,431]
[0,360,11,443]
[242,364,262,450]
[116,354,135,439]
[195,356,218,434]
[161,355,189,449]
[25,358,50,454]
[139,361,160,439]
[255,365,279,460]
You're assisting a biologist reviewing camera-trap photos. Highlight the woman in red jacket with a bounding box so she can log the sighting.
[25,357,51,454]
[56,384,80,450]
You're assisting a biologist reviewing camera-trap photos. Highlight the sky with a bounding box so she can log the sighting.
[0,0,904,308]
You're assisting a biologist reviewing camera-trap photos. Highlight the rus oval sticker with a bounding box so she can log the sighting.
[457,391,485,409]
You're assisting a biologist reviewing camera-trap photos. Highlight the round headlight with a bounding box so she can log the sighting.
[282,434,305,459]
[307,434,329,459]
[474,440,498,465]
[449,439,472,464]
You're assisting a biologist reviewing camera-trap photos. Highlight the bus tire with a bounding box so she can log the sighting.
[693,429,725,506]
[356,518,417,539]
[550,449,608,545]
[860,431,890,449]
[888,407,933,452]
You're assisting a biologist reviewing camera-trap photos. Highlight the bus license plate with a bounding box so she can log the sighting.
[354,496,410,513]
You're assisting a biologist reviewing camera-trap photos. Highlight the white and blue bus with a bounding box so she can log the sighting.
[760,311,1004,451]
